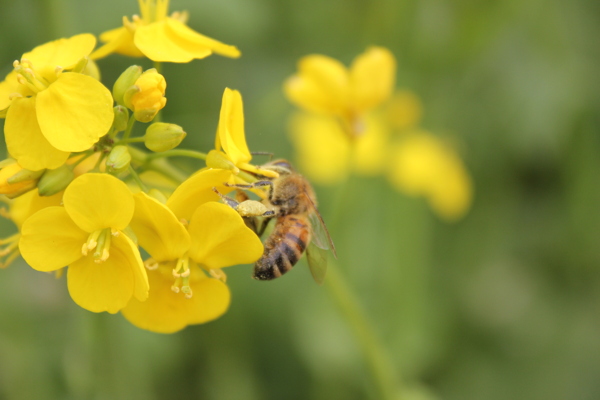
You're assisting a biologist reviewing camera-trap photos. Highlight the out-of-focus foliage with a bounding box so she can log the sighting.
[0,0,599,399]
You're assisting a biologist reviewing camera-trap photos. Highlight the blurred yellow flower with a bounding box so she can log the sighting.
[284,47,395,137]
[388,132,472,221]
[19,173,148,313]
[0,34,114,171]
[91,0,240,62]
[287,112,389,185]
[122,193,263,333]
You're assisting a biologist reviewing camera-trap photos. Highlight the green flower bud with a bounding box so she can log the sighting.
[106,146,132,174]
[112,105,129,132]
[144,122,186,152]
[113,65,142,107]
[206,150,239,173]
[6,167,44,184]
[38,165,74,196]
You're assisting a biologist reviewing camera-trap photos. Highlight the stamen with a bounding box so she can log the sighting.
[54,66,64,76]
[144,259,159,270]
[8,93,23,100]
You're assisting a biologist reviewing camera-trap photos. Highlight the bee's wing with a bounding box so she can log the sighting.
[305,191,337,258]
[306,242,328,285]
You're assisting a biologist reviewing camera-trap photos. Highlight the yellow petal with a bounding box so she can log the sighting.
[166,168,234,221]
[187,202,263,269]
[63,173,134,232]
[19,206,87,272]
[36,73,114,152]
[216,88,251,165]
[4,96,69,170]
[130,192,190,262]
[122,266,230,333]
[114,232,149,302]
[186,276,231,325]
[284,55,349,115]
[10,189,63,230]
[288,113,351,185]
[351,114,389,176]
[385,90,423,130]
[22,34,96,81]
[165,18,240,58]
[67,234,141,314]
[349,47,396,112]
[134,20,210,63]
[91,27,144,59]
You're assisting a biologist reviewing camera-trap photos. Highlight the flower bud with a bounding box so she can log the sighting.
[206,150,239,174]
[129,68,167,123]
[37,165,74,196]
[106,146,132,174]
[113,65,142,107]
[112,105,129,132]
[144,122,186,152]
[0,160,41,198]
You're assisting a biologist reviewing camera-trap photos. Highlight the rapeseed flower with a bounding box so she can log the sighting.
[91,0,240,62]
[19,173,148,313]
[0,34,114,171]
[122,191,263,333]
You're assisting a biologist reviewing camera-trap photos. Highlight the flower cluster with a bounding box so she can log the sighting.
[0,0,267,333]
[284,48,472,221]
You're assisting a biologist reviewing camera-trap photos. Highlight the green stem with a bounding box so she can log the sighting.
[69,151,96,169]
[325,263,398,400]
[128,166,148,192]
[145,149,207,161]
[122,117,136,141]
[116,137,146,145]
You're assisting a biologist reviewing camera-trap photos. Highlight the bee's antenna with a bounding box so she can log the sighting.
[250,151,274,160]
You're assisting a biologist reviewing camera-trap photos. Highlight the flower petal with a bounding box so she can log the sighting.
[10,189,63,230]
[166,168,234,221]
[4,96,69,170]
[23,34,96,81]
[36,72,114,152]
[351,114,389,176]
[91,27,144,59]
[134,21,210,63]
[165,18,240,58]
[121,266,230,333]
[349,47,396,112]
[215,88,251,165]
[19,206,87,272]
[113,233,149,302]
[187,202,263,269]
[288,113,351,185]
[284,55,349,115]
[130,192,190,262]
[67,233,141,314]
[64,173,134,232]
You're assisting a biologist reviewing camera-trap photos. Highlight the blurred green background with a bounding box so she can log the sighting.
[1,0,599,399]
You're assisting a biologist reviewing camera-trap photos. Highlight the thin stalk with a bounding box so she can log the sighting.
[145,149,207,161]
[122,117,136,141]
[128,166,148,192]
[325,263,398,400]
[116,137,146,145]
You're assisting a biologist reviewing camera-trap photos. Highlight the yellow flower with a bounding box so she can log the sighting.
[0,189,64,269]
[208,88,278,178]
[19,173,149,313]
[287,112,389,185]
[91,0,240,62]
[387,132,472,221]
[122,192,263,333]
[0,34,114,171]
[127,68,167,122]
[284,47,396,137]
[385,90,423,131]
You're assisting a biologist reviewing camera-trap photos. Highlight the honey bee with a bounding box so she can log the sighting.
[217,160,336,283]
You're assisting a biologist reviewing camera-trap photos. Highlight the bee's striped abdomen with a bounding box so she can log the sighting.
[253,215,311,280]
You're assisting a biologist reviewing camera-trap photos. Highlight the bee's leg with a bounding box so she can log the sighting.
[212,187,240,210]
[225,181,274,202]
[255,217,272,237]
